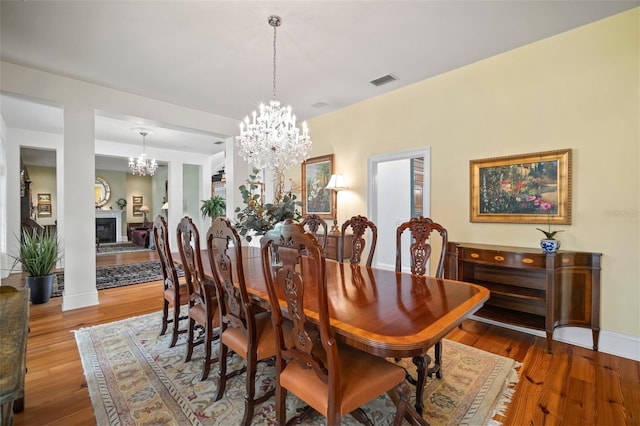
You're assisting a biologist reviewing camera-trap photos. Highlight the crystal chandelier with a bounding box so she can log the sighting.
[236,15,312,174]
[128,131,158,176]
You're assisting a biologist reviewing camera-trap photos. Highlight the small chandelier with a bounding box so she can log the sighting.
[128,131,158,176]
[236,15,312,174]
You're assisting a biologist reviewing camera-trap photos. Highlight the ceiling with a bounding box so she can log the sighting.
[1,1,636,170]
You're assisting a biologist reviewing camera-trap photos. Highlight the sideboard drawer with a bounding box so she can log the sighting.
[461,247,545,269]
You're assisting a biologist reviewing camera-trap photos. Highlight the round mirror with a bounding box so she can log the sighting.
[95,176,111,207]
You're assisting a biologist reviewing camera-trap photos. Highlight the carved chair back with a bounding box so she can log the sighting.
[300,214,328,249]
[395,216,448,277]
[340,215,378,267]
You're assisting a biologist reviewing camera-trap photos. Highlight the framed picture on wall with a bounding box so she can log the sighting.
[38,193,51,203]
[132,196,143,204]
[470,149,572,224]
[37,203,52,216]
[301,154,334,218]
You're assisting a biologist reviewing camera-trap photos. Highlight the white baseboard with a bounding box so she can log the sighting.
[61,290,99,311]
[471,315,640,362]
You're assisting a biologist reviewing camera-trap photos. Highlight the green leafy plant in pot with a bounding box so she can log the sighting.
[200,195,226,221]
[234,168,302,242]
[11,229,62,304]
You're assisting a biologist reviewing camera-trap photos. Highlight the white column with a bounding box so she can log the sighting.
[61,103,98,310]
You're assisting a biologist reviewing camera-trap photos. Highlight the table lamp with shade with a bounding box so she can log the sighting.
[325,174,347,235]
[139,205,150,227]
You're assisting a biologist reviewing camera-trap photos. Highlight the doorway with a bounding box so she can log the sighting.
[367,147,431,270]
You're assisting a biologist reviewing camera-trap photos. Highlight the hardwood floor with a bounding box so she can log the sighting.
[4,251,639,425]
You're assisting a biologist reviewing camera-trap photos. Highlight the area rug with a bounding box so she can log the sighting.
[52,261,183,298]
[96,242,152,255]
[74,311,519,425]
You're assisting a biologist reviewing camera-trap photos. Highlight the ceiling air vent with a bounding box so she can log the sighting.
[370,74,398,87]
[214,140,224,145]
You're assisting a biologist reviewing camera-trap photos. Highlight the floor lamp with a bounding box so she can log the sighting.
[326,174,347,235]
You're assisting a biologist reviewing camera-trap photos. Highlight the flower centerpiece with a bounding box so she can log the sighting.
[535,200,563,252]
[234,168,301,242]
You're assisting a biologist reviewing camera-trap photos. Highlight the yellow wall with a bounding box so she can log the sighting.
[302,10,639,337]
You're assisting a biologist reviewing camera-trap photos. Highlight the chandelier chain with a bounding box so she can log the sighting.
[272,21,277,100]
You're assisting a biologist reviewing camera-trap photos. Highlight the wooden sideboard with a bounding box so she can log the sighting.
[315,233,353,261]
[444,242,601,353]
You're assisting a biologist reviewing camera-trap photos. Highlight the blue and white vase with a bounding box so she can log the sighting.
[540,239,560,253]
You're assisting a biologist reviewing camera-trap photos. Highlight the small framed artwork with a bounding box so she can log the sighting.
[470,149,572,225]
[38,193,51,203]
[132,196,143,204]
[38,203,52,216]
[302,154,334,218]
[133,204,143,216]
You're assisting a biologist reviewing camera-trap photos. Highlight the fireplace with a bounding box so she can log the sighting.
[96,218,116,243]
[95,209,123,242]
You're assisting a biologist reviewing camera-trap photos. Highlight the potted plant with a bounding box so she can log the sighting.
[536,200,563,253]
[234,168,302,242]
[11,229,62,304]
[200,195,226,221]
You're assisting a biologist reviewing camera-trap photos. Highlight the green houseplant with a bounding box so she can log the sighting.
[200,195,226,221]
[234,168,302,242]
[11,229,62,304]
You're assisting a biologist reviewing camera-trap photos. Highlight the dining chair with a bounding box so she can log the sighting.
[261,219,410,425]
[395,216,448,415]
[152,215,188,348]
[340,215,378,266]
[206,217,289,426]
[176,215,220,381]
[300,214,328,250]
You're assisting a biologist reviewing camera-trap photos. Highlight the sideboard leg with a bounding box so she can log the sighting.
[592,329,600,351]
[545,331,553,354]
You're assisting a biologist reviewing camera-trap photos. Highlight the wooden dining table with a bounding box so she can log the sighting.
[194,246,490,425]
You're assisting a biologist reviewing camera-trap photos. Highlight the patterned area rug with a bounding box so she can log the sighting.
[52,261,183,298]
[96,242,152,255]
[74,311,519,425]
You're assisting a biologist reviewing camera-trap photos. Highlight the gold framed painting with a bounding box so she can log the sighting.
[301,154,334,219]
[470,149,572,225]
[37,203,52,216]
[132,196,143,204]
